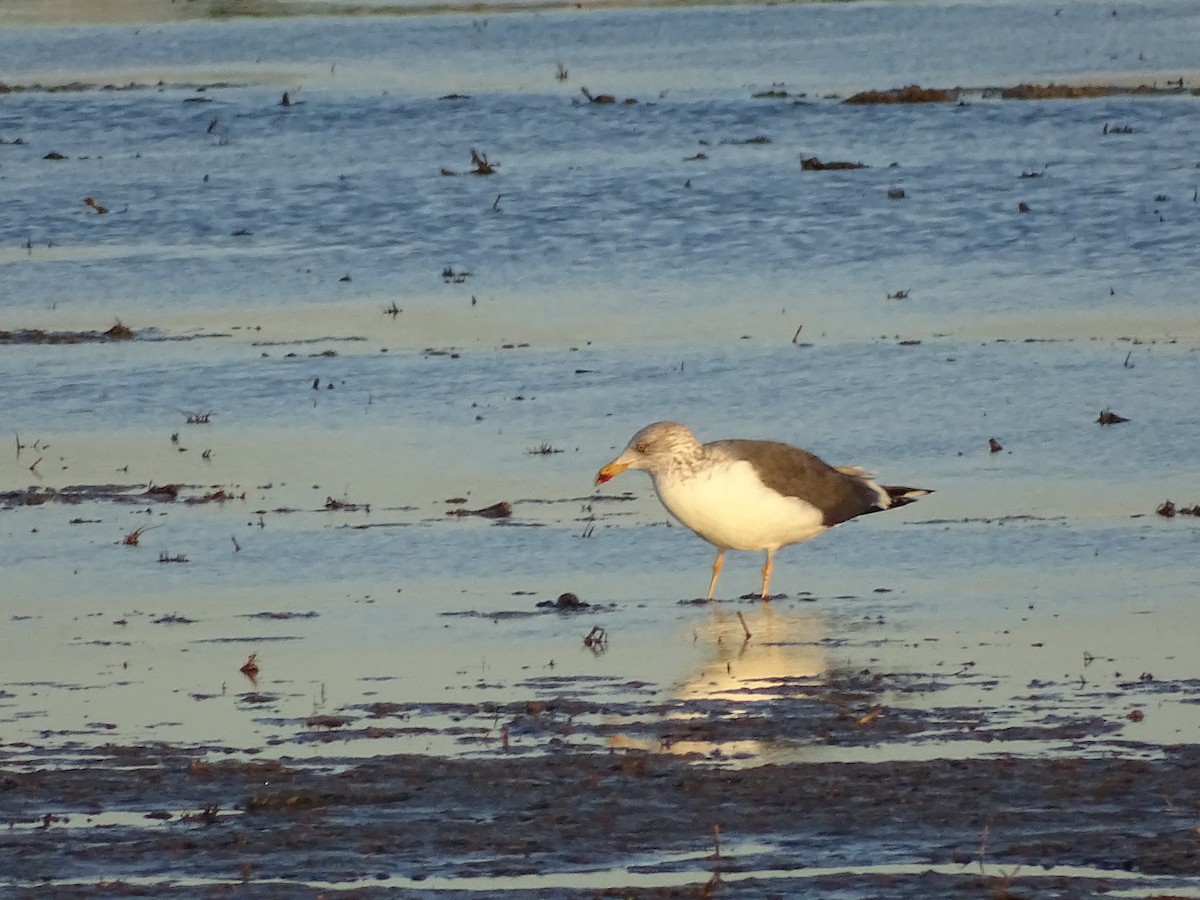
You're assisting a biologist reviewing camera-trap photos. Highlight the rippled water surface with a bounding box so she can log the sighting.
[2,0,1199,339]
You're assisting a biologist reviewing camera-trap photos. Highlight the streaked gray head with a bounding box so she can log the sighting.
[595,421,703,484]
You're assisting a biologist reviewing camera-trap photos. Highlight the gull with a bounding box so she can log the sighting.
[595,421,930,600]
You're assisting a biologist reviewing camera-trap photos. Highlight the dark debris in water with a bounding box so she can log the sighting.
[238,692,277,706]
[192,635,303,643]
[185,488,244,504]
[844,84,959,104]
[0,482,236,508]
[441,593,616,618]
[579,86,637,105]
[801,156,867,171]
[323,496,369,512]
[1000,81,1193,99]
[909,514,1065,525]
[0,79,244,94]
[151,613,196,625]
[446,500,512,519]
[841,81,1194,105]
[535,592,589,611]
[1156,500,1200,518]
[0,324,135,344]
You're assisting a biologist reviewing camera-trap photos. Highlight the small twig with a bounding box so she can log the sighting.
[123,525,156,546]
[469,148,497,175]
[791,323,803,344]
[736,611,751,639]
[712,823,722,858]
[28,456,43,473]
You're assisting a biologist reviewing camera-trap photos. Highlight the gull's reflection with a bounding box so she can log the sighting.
[677,603,827,702]
[610,604,828,758]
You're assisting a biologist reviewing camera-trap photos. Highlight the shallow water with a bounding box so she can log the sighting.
[2,332,1198,765]
[3,1,1200,343]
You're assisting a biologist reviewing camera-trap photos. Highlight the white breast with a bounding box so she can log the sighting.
[652,459,827,552]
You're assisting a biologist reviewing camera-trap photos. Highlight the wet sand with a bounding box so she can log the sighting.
[5,742,1200,897]
[4,0,1200,894]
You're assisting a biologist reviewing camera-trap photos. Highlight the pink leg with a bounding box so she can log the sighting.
[760,549,776,600]
[705,549,725,600]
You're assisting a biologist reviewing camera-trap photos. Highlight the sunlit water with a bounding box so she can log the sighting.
[1,0,1199,769]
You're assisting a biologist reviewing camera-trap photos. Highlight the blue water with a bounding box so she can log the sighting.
[1,0,1198,334]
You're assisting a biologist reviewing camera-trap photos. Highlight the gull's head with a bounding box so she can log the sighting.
[595,421,702,485]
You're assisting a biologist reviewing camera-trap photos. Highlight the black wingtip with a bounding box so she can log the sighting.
[882,485,933,509]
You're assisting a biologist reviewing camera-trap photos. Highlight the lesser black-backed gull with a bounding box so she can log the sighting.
[595,421,931,600]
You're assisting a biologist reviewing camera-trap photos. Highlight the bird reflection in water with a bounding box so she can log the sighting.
[678,603,826,702]
[609,604,827,759]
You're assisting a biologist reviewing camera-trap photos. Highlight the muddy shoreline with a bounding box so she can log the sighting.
[6,645,1197,896]
[3,740,1199,897]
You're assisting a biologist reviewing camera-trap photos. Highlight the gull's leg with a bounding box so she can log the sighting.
[760,549,776,600]
[705,549,725,600]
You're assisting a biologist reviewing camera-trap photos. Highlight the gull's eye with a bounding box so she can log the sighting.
[633,441,649,454]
